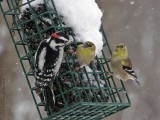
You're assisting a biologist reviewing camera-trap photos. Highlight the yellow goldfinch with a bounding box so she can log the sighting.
[111,43,140,86]
[76,41,96,67]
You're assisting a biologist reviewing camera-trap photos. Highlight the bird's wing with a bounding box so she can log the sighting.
[122,65,137,79]
[121,58,137,79]
[123,57,132,67]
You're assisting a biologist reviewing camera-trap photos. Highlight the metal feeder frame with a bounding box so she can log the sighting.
[0,0,131,120]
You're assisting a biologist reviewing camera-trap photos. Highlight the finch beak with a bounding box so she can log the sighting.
[83,43,88,48]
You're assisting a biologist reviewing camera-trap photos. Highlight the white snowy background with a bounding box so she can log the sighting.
[0,0,160,120]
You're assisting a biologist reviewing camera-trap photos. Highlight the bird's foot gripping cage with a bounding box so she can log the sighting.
[0,0,131,120]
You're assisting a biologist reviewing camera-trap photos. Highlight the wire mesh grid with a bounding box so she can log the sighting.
[0,0,131,120]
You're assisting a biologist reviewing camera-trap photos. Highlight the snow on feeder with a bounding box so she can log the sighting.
[0,0,131,119]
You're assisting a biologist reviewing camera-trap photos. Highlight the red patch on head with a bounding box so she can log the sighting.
[52,33,59,39]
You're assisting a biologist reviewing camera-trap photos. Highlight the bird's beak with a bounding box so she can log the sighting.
[83,43,88,47]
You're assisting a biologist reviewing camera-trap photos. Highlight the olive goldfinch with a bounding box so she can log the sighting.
[76,41,96,67]
[111,43,140,86]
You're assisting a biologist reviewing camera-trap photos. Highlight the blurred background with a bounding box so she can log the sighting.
[0,0,160,120]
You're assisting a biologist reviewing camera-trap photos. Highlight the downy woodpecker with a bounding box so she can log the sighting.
[34,31,72,113]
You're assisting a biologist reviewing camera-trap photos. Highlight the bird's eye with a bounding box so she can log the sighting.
[88,43,92,47]
[118,45,123,48]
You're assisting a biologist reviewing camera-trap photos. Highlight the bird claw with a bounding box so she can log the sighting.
[35,88,42,96]
[75,66,81,71]
[67,49,76,54]
[105,71,114,77]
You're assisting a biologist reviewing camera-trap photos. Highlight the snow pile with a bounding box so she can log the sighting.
[21,0,44,12]
[21,0,103,55]
[49,0,103,55]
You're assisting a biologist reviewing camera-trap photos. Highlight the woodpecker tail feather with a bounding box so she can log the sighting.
[43,86,55,115]
[35,87,44,102]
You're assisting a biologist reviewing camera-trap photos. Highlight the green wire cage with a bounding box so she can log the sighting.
[0,0,131,120]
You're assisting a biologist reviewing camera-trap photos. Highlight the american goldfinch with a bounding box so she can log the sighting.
[111,43,140,86]
[76,41,96,67]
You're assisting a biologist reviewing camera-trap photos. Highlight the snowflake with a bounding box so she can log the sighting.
[130,1,135,5]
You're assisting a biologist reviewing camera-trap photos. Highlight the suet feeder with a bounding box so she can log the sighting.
[0,0,131,120]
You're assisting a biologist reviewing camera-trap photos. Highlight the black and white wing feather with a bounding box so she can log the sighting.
[122,65,141,86]
[122,65,137,79]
